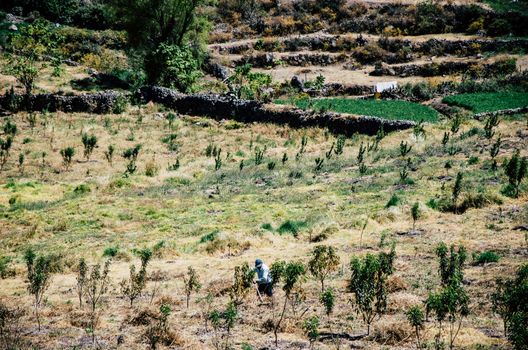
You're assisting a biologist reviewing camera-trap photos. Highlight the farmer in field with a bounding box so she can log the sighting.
[254,259,273,297]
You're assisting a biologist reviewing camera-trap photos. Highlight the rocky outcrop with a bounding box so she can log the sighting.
[0,90,126,114]
[136,86,416,136]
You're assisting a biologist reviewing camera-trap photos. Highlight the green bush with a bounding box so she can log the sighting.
[277,220,307,237]
[73,184,91,195]
[491,264,528,350]
[473,251,500,265]
[103,246,119,257]
[145,43,202,93]
[200,230,220,243]
[385,194,401,208]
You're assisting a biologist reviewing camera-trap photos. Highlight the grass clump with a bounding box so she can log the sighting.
[473,251,500,265]
[277,220,307,237]
[385,194,401,208]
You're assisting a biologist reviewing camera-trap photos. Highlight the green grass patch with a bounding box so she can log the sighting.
[484,0,528,13]
[277,220,307,236]
[275,98,439,122]
[472,251,500,265]
[443,92,528,114]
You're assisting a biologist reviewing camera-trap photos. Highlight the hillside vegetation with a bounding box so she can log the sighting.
[0,0,527,350]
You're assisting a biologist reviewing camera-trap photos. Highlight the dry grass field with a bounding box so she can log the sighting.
[0,105,526,349]
[1,0,528,349]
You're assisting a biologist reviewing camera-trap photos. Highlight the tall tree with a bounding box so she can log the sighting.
[111,0,204,49]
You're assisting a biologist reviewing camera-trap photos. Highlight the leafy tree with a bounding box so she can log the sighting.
[490,136,501,171]
[491,264,528,349]
[504,150,527,198]
[272,261,306,347]
[442,131,450,150]
[145,43,202,92]
[411,202,421,231]
[0,137,13,170]
[60,147,75,170]
[400,141,412,157]
[302,316,320,350]
[24,249,53,331]
[308,245,340,292]
[81,133,97,160]
[76,258,87,308]
[110,0,207,85]
[483,114,500,140]
[210,302,238,350]
[122,144,142,175]
[426,281,469,350]
[452,172,463,213]
[144,303,171,350]
[111,0,205,49]
[406,305,425,349]
[104,145,115,165]
[5,19,63,96]
[436,243,467,286]
[348,247,396,335]
[427,242,469,350]
[320,288,335,317]
[120,248,153,306]
[84,259,111,343]
[228,64,273,100]
[183,266,201,308]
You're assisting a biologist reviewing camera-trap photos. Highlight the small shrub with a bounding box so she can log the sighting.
[491,264,528,350]
[277,220,306,237]
[103,246,119,258]
[348,246,396,335]
[503,150,527,198]
[0,256,15,279]
[472,251,500,265]
[84,260,111,343]
[60,147,75,170]
[386,194,400,208]
[183,267,201,308]
[406,305,425,349]
[24,249,53,331]
[81,133,97,160]
[308,245,340,292]
[302,316,320,350]
[73,184,91,195]
[145,160,160,177]
[120,248,153,307]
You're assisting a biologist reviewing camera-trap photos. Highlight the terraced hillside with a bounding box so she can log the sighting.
[0,1,527,350]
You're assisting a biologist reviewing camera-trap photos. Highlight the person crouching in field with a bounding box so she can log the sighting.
[254,259,273,297]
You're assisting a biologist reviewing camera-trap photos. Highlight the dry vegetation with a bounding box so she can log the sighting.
[1,0,528,349]
[0,104,526,349]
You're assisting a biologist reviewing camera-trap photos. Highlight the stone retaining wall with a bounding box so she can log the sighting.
[136,86,416,136]
[1,87,417,135]
[0,91,125,114]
